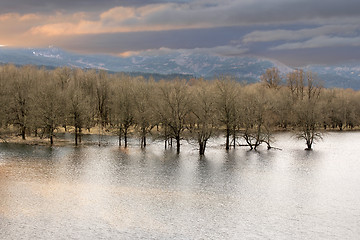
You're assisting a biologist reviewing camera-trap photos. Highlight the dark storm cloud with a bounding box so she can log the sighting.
[1,0,360,66]
[1,0,360,21]
[57,26,251,54]
[0,0,188,14]
[262,46,360,66]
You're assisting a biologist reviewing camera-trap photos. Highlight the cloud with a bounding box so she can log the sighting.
[243,24,360,43]
[192,45,249,56]
[2,0,360,66]
[23,0,360,36]
[0,11,88,46]
[28,3,225,35]
[0,0,184,14]
[118,45,249,57]
[270,36,360,50]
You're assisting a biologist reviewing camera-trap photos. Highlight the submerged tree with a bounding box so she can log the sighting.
[6,65,36,140]
[215,76,239,150]
[36,70,64,145]
[239,84,274,150]
[2,63,360,152]
[133,78,156,148]
[288,70,323,150]
[66,69,92,146]
[188,79,218,155]
[0,65,9,129]
[111,75,135,148]
[94,71,111,129]
[156,79,192,153]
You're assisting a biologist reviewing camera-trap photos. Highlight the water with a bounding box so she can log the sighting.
[0,132,359,239]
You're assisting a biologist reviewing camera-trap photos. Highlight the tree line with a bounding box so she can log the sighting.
[1,65,360,155]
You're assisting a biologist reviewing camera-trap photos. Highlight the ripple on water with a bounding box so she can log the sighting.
[0,132,360,239]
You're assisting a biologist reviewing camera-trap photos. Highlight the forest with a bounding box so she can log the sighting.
[1,64,360,155]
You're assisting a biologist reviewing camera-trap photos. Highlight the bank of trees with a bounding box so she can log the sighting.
[1,64,360,154]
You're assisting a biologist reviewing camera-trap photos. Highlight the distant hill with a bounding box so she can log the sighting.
[1,46,360,89]
[304,63,360,90]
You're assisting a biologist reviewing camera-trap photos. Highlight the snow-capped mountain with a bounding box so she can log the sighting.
[1,46,360,89]
[0,46,288,80]
[305,63,360,90]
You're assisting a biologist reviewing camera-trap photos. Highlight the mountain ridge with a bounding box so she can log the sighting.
[1,46,360,89]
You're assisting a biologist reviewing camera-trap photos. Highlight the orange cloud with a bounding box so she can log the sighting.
[19,14,42,21]
[2,0,360,53]
[27,3,222,36]
[0,12,67,46]
[117,51,140,57]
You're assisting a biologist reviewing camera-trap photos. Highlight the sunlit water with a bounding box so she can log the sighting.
[0,132,359,239]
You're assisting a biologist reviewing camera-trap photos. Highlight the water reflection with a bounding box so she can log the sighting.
[0,132,360,239]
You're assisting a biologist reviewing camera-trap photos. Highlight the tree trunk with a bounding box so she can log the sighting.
[233,127,236,149]
[49,126,54,145]
[225,127,230,150]
[141,128,146,148]
[305,131,313,150]
[118,127,122,146]
[199,140,206,155]
[124,129,128,148]
[142,136,146,148]
[79,127,82,143]
[176,135,180,154]
[306,139,312,150]
[164,127,167,149]
[75,126,78,146]
[21,126,26,140]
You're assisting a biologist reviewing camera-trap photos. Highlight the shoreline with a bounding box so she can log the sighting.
[1,128,359,147]
[0,135,74,147]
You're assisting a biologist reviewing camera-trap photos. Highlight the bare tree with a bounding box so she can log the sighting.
[111,75,135,148]
[88,70,111,145]
[3,64,360,152]
[239,84,274,150]
[261,67,282,89]
[133,78,156,148]
[6,65,36,140]
[215,76,239,150]
[156,79,192,154]
[36,70,64,144]
[66,69,92,145]
[288,70,323,150]
[188,79,218,155]
[0,65,8,130]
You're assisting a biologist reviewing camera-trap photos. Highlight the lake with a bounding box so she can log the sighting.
[0,132,359,239]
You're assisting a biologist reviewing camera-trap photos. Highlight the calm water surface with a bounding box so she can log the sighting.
[0,132,359,239]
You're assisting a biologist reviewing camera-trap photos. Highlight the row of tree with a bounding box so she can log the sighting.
[1,65,360,154]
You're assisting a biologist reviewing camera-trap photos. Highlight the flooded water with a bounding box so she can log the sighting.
[0,132,360,239]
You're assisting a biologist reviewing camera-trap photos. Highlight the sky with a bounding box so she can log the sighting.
[1,0,360,66]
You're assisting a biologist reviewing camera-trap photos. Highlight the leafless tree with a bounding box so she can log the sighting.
[261,67,282,89]
[239,84,274,150]
[156,79,192,154]
[111,75,135,148]
[288,70,323,150]
[66,69,92,145]
[133,78,156,148]
[36,70,64,144]
[6,65,37,140]
[215,76,239,150]
[188,79,218,155]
